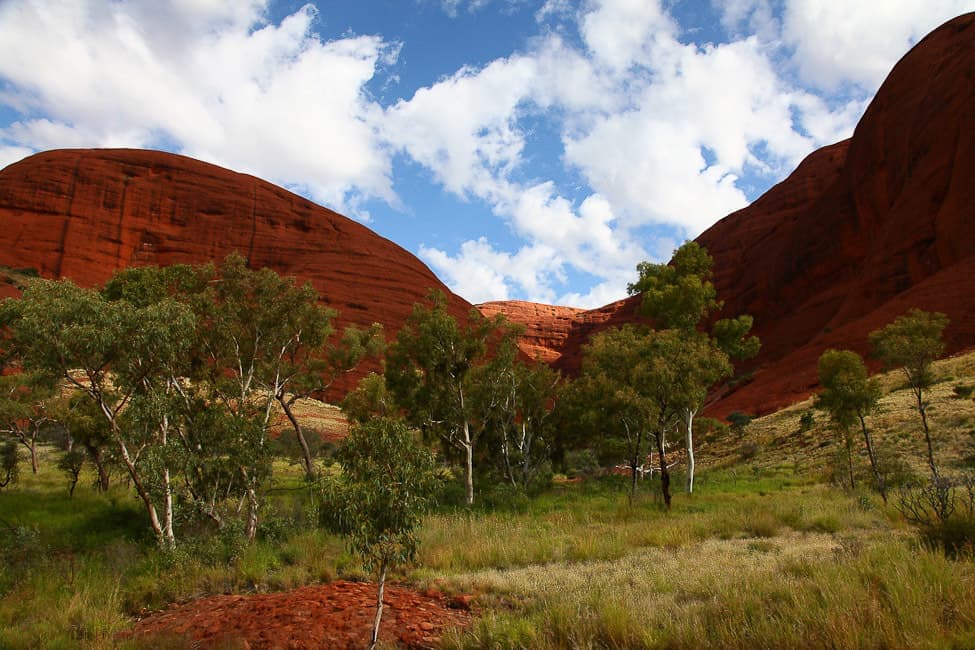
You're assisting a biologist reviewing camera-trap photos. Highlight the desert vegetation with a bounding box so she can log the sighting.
[1,249,975,648]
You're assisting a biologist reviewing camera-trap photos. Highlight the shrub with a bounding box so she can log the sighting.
[798,410,815,432]
[953,384,974,399]
[738,441,760,461]
[727,412,753,438]
[895,473,975,557]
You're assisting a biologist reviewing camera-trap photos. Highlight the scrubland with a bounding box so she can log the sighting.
[2,353,975,648]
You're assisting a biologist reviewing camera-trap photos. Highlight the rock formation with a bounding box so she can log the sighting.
[485,12,975,416]
[0,148,473,397]
[1,14,973,417]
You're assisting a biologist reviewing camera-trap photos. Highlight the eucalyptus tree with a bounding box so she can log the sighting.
[474,337,560,490]
[580,325,724,507]
[816,349,884,500]
[869,309,949,478]
[628,241,759,492]
[275,322,384,479]
[0,372,55,475]
[321,417,441,650]
[5,278,195,548]
[0,299,57,474]
[188,253,340,539]
[385,290,511,506]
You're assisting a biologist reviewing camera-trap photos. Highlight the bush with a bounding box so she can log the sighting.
[698,417,730,443]
[57,449,86,497]
[953,384,974,399]
[727,412,754,438]
[738,441,760,461]
[798,411,815,432]
[0,440,19,489]
[896,473,975,557]
[564,449,601,479]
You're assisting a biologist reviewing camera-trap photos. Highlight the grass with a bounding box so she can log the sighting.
[1,351,975,647]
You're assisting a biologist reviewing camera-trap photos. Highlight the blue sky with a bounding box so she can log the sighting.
[1,1,973,308]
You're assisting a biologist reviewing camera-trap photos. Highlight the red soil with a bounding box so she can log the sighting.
[121,580,473,649]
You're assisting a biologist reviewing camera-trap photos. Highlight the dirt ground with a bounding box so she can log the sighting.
[121,580,474,649]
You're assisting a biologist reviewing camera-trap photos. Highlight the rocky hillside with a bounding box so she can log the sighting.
[1,14,973,416]
[486,12,975,417]
[0,148,473,397]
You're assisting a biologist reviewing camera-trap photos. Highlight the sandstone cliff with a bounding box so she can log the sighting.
[486,13,975,417]
[0,148,473,397]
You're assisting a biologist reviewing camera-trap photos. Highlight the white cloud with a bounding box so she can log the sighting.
[579,0,676,70]
[382,0,888,304]
[419,238,515,303]
[782,0,975,91]
[0,0,395,214]
[0,145,33,171]
[4,0,951,307]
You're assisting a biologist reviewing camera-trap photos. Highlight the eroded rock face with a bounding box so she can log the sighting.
[486,13,975,417]
[0,148,472,398]
[1,15,973,418]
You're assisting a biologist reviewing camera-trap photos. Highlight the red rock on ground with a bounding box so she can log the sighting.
[120,580,473,649]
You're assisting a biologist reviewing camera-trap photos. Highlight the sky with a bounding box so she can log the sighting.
[1,1,973,308]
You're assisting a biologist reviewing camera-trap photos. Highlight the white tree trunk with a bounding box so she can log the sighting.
[369,561,388,650]
[463,420,474,506]
[685,407,697,494]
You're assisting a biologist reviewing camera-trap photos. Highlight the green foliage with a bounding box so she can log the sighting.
[870,309,950,479]
[56,449,86,497]
[321,417,441,572]
[799,410,816,432]
[727,411,753,437]
[342,372,393,424]
[578,325,731,505]
[953,384,974,399]
[815,350,881,431]
[628,241,718,331]
[0,439,18,488]
[625,241,759,496]
[385,289,515,505]
[869,309,949,390]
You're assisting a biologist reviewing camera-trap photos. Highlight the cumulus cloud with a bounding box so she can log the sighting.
[0,0,395,213]
[4,0,969,307]
[782,0,975,91]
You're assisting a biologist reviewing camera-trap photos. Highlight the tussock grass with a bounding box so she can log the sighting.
[442,534,975,649]
[1,351,974,647]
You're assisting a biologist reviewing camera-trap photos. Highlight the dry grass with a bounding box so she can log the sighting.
[700,349,975,478]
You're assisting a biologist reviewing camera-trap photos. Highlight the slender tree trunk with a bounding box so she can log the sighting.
[916,388,938,478]
[245,486,260,541]
[858,413,887,504]
[117,439,170,548]
[844,432,855,490]
[459,418,475,506]
[163,467,175,543]
[91,446,110,492]
[370,560,388,650]
[654,427,671,509]
[27,427,39,474]
[624,421,641,505]
[685,408,697,494]
[279,395,315,480]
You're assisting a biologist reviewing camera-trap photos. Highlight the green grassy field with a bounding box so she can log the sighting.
[2,353,974,648]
